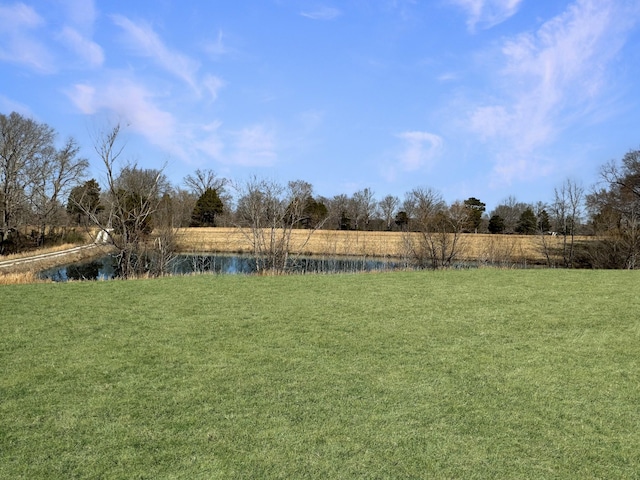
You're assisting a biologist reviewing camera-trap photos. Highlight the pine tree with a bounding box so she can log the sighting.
[488,214,505,234]
[191,188,224,227]
[516,208,537,234]
[463,197,486,233]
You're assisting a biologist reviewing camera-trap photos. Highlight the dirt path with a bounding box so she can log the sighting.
[0,244,107,274]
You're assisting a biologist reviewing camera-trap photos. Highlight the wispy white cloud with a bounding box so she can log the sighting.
[204,30,230,58]
[0,3,43,30]
[450,0,523,31]
[0,3,45,34]
[228,125,278,167]
[67,74,276,168]
[0,94,33,117]
[384,0,418,22]
[0,3,54,72]
[67,77,183,158]
[68,76,233,166]
[194,122,225,160]
[396,131,443,171]
[202,74,225,102]
[438,72,458,82]
[111,14,224,102]
[0,1,103,71]
[465,0,640,183]
[58,0,98,30]
[300,6,342,21]
[111,14,201,90]
[67,83,96,114]
[58,26,104,68]
[55,0,103,67]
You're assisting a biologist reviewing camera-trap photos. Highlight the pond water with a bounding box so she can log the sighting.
[39,253,417,282]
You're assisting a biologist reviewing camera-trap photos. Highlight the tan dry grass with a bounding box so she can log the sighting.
[175,228,408,257]
[175,228,591,264]
[2,243,80,261]
[0,271,49,285]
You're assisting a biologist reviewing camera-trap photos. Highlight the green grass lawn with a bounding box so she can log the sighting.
[1,270,639,479]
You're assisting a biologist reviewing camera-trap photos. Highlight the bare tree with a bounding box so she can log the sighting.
[379,194,399,230]
[400,194,416,225]
[490,195,528,234]
[183,168,231,224]
[409,187,444,227]
[534,201,554,266]
[163,187,196,227]
[419,201,468,269]
[349,188,376,230]
[77,124,174,278]
[324,194,350,230]
[0,112,56,251]
[587,150,640,268]
[553,179,584,267]
[235,177,325,274]
[153,192,179,276]
[28,137,88,244]
[183,168,228,197]
[401,187,466,269]
[601,150,640,199]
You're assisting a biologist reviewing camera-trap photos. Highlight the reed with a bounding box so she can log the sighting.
[0,271,49,285]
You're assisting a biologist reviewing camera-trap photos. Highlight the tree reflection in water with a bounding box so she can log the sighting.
[40,253,419,281]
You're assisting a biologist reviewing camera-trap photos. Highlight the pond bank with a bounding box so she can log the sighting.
[0,244,114,277]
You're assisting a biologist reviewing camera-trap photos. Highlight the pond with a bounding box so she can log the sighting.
[39,253,418,282]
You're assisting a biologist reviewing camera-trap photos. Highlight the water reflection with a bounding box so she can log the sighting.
[66,260,102,281]
[40,253,414,282]
[41,255,118,282]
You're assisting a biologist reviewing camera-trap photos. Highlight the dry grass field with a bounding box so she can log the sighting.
[175,228,590,265]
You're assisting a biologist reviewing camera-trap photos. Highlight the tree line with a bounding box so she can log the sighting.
[2,111,639,273]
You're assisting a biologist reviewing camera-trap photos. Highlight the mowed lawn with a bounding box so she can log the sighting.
[1,270,639,479]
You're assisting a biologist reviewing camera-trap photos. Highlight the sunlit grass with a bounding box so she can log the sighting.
[1,269,639,478]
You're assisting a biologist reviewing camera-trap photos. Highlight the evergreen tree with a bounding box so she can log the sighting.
[339,212,352,230]
[537,209,551,232]
[191,188,224,227]
[394,211,409,231]
[516,207,537,234]
[66,179,102,225]
[488,214,505,234]
[463,197,486,233]
[303,197,328,228]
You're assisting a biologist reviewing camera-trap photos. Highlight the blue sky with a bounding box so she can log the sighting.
[1,0,639,211]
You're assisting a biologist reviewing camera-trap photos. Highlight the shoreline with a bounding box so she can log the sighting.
[1,228,593,278]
